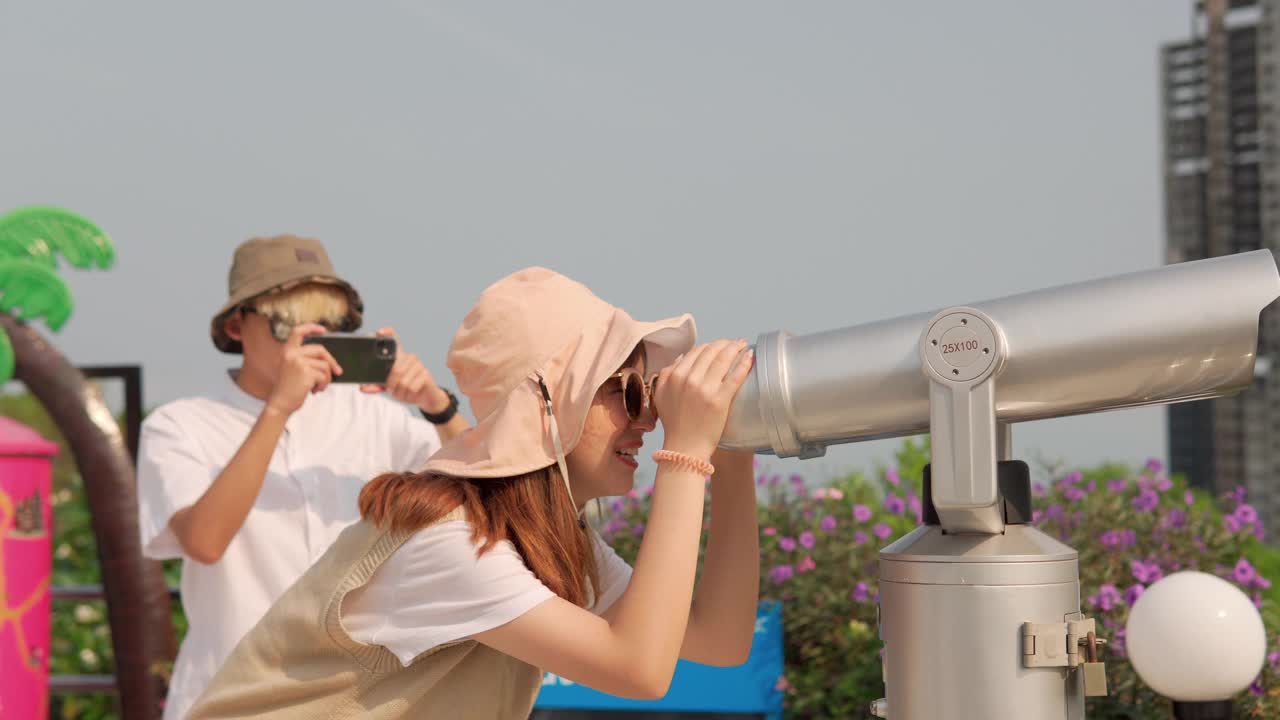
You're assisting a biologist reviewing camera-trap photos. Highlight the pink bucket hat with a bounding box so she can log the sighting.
[423,267,697,487]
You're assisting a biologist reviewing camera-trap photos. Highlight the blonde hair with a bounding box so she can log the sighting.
[253,283,350,327]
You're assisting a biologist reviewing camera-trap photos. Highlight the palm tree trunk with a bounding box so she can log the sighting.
[1,312,174,720]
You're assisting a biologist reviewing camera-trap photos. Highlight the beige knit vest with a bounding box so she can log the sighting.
[187,508,543,720]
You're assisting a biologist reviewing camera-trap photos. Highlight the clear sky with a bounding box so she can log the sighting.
[1,1,1197,482]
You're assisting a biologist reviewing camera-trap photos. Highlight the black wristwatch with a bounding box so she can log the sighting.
[419,388,460,425]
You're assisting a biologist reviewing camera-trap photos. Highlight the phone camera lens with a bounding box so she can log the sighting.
[376,340,394,358]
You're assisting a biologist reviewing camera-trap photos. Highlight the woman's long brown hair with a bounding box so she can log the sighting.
[358,464,599,608]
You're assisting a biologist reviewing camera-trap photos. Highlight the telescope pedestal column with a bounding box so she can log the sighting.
[879,528,1084,719]
[877,463,1086,720]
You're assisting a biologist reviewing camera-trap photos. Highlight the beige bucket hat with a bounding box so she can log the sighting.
[210,234,363,353]
[423,267,696,491]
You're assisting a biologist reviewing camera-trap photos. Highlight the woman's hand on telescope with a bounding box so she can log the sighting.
[654,339,754,461]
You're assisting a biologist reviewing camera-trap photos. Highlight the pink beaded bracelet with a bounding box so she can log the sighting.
[652,449,715,477]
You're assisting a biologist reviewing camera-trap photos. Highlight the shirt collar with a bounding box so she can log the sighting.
[219,369,267,414]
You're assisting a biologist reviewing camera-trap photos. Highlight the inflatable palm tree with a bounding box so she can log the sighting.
[0,206,114,378]
[0,206,173,720]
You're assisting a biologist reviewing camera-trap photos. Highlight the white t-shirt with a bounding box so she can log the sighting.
[343,521,634,665]
[136,373,441,720]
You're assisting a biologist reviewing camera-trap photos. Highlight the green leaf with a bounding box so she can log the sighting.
[0,205,115,270]
[0,328,12,383]
[0,259,74,330]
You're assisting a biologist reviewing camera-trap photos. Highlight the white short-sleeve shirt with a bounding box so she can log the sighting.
[342,522,634,666]
[136,372,441,720]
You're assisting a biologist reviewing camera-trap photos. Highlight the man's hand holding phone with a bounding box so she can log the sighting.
[359,327,451,415]
[266,324,342,416]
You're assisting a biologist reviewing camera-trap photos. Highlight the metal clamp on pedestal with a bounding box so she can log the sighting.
[1022,617,1110,697]
[918,307,1007,535]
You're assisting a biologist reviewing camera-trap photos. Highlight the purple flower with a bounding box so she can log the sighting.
[1234,558,1258,586]
[1184,490,1195,506]
[1088,584,1123,611]
[1161,509,1187,530]
[797,556,816,573]
[873,523,893,540]
[768,564,794,584]
[763,527,777,536]
[1111,627,1128,658]
[1154,475,1172,492]
[1046,504,1065,522]
[1145,458,1165,473]
[609,499,625,513]
[1062,471,1083,485]
[1032,510,1043,523]
[1032,482,1047,497]
[1233,504,1259,526]
[1268,651,1279,668]
[1232,486,1248,504]
[853,531,869,546]
[1250,680,1265,696]
[1099,530,1123,549]
[799,531,816,549]
[885,494,905,514]
[632,523,646,536]
[1107,478,1128,494]
[908,493,923,522]
[853,504,872,523]
[1131,560,1164,585]
[1125,584,1145,606]
[1086,480,1097,493]
[1255,575,1272,591]
[789,473,805,487]
[756,474,767,487]
[779,536,797,552]
[768,474,781,487]
[1065,487,1086,503]
[1132,489,1159,513]
[1225,515,1243,533]
[820,515,837,533]
[885,468,900,486]
[852,581,870,603]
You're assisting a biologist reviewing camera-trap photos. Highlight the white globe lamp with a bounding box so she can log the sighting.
[1126,571,1266,719]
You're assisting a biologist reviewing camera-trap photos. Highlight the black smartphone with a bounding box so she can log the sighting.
[302,334,397,384]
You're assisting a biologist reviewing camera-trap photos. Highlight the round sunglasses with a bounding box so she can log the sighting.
[612,367,660,421]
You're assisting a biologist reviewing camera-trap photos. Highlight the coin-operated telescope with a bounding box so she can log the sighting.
[721,250,1280,719]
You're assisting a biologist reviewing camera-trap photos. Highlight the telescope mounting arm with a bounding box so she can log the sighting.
[919,307,1008,535]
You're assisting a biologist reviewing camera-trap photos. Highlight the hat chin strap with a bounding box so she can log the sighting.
[536,375,582,522]
[537,374,599,608]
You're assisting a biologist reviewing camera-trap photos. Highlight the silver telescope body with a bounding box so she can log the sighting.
[721,249,1280,720]
[722,249,1280,458]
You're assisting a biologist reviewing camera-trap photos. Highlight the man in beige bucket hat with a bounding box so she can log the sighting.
[136,234,469,720]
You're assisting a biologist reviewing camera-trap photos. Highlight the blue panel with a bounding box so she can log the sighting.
[533,601,784,714]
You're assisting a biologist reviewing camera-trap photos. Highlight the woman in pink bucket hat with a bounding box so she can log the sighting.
[188,267,761,720]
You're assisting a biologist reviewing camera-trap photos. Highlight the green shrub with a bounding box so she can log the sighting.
[601,439,1280,719]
